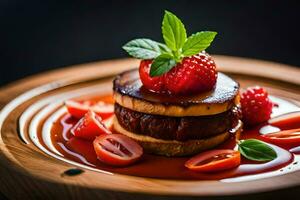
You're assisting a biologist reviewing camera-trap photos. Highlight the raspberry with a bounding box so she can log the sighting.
[240,86,273,126]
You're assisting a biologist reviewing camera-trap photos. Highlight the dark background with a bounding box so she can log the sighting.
[1,0,300,86]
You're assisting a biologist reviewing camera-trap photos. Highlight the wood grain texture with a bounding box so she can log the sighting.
[0,56,300,200]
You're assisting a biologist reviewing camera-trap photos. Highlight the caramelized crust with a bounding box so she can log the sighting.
[113,69,240,116]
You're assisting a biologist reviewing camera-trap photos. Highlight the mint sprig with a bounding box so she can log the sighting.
[238,139,277,162]
[122,10,217,77]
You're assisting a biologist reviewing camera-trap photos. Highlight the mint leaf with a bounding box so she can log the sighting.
[150,54,176,77]
[238,139,277,162]
[157,43,172,54]
[122,39,169,59]
[182,31,217,56]
[162,10,187,52]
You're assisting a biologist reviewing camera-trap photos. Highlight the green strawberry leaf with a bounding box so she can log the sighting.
[150,54,176,77]
[238,139,277,162]
[122,38,169,59]
[162,10,187,52]
[182,31,217,56]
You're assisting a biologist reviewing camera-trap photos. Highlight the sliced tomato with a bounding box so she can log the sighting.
[93,134,143,166]
[261,128,300,144]
[71,111,111,140]
[185,149,241,172]
[65,100,114,119]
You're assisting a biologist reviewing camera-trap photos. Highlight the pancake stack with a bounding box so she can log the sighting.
[113,69,242,156]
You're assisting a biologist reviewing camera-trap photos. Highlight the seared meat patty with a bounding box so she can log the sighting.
[114,117,243,157]
[115,103,241,141]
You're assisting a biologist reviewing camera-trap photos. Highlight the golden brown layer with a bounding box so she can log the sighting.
[114,92,240,117]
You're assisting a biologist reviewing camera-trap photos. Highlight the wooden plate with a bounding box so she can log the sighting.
[1,55,300,199]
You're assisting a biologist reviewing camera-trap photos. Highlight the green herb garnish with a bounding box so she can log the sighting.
[238,139,277,162]
[122,10,217,77]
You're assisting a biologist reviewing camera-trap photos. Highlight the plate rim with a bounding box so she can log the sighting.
[1,55,300,197]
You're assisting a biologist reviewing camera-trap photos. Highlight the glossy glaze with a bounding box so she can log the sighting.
[113,69,239,106]
[47,95,300,180]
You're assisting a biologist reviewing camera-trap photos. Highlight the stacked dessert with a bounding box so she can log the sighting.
[113,11,242,156]
[63,11,279,173]
[113,70,241,156]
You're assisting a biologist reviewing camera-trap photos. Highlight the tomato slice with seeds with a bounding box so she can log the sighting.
[261,128,300,144]
[71,111,111,140]
[65,100,114,119]
[185,149,241,172]
[93,134,143,166]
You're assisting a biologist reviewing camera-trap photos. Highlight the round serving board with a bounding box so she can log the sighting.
[1,56,300,200]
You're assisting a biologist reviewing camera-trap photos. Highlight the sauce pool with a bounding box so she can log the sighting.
[49,95,300,180]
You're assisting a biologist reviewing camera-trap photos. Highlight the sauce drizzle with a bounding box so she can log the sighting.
[47,95,300,180]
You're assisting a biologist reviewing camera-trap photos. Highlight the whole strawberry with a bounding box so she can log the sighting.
[240,86,273,126]
[123,10,217,95]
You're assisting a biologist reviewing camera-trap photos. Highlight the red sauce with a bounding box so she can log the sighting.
[49,95,300,180]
